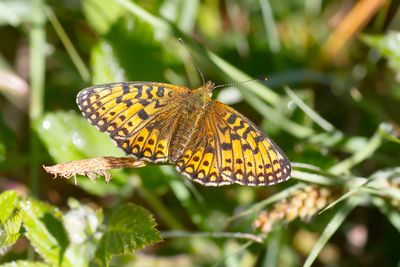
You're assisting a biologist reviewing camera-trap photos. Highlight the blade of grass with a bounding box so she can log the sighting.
[178,0,199,33]
[241,91,314,138]
[30,0,46,197]
[213,241,253,267]
[379,123,400,144]
[262,226,282,267]
[114,0,169,33]
[319,178,368,214]
[328,123,385,175]
[284,86,336,133]
[291,169,336,186]
[45,7,90,82]
[303,196,362,267]
[226,0,250,56]
[322,167,400,214]
[259,0,281,53]
[371,196,400,233]
[206,50,281,105]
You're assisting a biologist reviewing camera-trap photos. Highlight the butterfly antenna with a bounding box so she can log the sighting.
[178,38,206,87]
[212,76,267,90]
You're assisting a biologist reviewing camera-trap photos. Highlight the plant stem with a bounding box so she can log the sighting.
[45,7,90,82]
[29,0,46,196]
[161,230,263,243]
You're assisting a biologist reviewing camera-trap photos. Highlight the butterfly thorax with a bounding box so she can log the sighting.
[168,82,214,162]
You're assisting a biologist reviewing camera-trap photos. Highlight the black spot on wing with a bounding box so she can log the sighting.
[221,143,232,150]
[139,99,151,107]
[156,86,165,97]
[233,120,245,131]
[135,86,143,98]
[227,113,238,124]
[122,84,130,94]
[242,127,252,139]
[126,100,133,107]
[138,109,149,120]
[146,87,153,98]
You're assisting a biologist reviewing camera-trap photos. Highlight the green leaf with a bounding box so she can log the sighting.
[0,190,18,222]
[362,31,400,71]
[21,199,73,267]
[37,111,128,196]
[95,203,162,265]
[91,40,126,84]
[0,191,22,253]
[82,0,126,34]
[0,261,50,267]
[54,199,103,267]
[36,111,123,163]
[0,209,23,254]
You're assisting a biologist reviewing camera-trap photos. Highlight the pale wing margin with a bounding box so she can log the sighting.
[210,101,291,186]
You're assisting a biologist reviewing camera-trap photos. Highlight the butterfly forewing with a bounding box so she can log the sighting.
[175,101,291,186]
[77,82,189,162]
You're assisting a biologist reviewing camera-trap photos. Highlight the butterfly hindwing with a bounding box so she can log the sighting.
[175,101,291,186]
[77,82,189,162]
[174,119,233,186]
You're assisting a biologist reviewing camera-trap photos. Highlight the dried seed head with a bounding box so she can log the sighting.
[43,157,146,184]
[253,185,336,234]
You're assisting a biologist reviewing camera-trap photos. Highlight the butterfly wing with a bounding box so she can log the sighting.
[175,100,291,186]
[77,82,189,162]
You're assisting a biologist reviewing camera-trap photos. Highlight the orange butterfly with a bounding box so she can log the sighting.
[77,80,291,186]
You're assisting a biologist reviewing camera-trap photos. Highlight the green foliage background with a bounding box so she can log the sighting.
[0,0,400,266]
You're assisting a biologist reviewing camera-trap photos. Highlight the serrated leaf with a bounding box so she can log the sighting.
[95,203,162,265]
[21,200,73,267]
[0,190,18,222]
[0,261,50,267]
[0,209,23,255]
[0,191,22,253]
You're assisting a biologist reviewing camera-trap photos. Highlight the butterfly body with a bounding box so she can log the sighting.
[169,81,214,161]
[77,81,291,186]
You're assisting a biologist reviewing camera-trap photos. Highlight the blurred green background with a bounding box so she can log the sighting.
[1,0,400,266]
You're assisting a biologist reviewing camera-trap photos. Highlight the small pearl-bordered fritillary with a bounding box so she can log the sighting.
[77,81,291,186]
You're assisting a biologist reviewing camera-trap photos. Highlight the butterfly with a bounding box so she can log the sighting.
[76,81,291,186]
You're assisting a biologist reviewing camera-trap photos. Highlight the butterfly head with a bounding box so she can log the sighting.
[191,81,214,107]
[204,81,215,95]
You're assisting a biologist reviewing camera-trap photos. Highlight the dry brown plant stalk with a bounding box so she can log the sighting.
[320,0,386,63]
[43,156,146,183]
[253,185,336,234]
